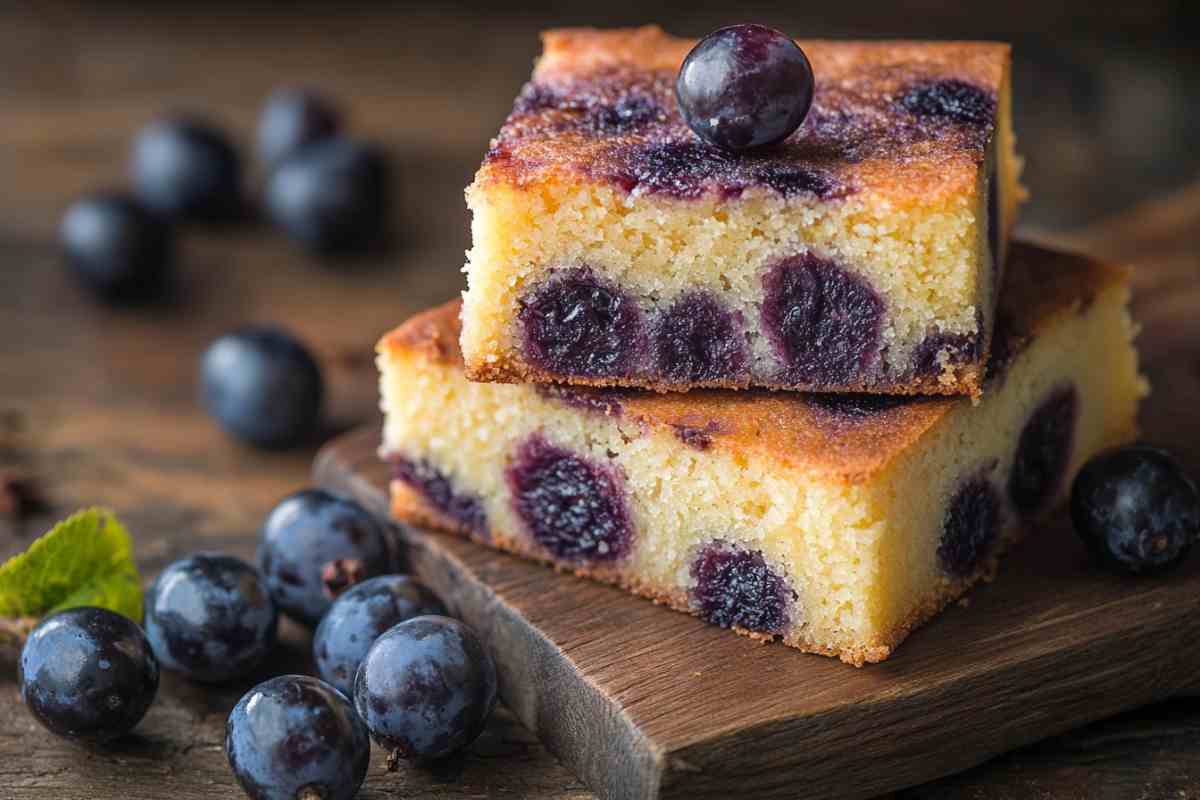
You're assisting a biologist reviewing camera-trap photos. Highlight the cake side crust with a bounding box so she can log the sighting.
[462,26,1024,397]
[462,348,987,397]
[389,477,1063,667]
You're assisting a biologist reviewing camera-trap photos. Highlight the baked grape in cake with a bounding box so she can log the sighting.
[462,26,1026,397]
[380,243,1143,665]
[257,87,341,168]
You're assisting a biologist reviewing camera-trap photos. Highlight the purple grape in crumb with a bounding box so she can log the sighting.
[199,326,324,449]
[760,253,885,384]
[266,138,388,255]
[131,116,243,222]
[226,675,369,800]
[1071,445,1200,575]
[313,575,446,696]
[508,436,633,563]
[144,553,277,684]
[518,269,643,378]
[690,540,791,634]
[257,87,341,169]
[258,489,393,626]
[937,477,1002,577]
[60,191,173,304]
[1008,386,1078,516]
[19,606,159,744]
[676,24,814,151]
[353,615,497,766]
[653,292,744,382]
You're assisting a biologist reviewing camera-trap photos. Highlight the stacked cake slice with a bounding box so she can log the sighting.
[462,27,1023,398]
[377,26,1145,664]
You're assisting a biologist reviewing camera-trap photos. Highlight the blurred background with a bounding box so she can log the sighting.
[4,0,1199,242]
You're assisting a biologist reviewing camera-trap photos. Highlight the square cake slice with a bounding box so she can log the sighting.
[462,26,1024,398]
[384,243,1142,665]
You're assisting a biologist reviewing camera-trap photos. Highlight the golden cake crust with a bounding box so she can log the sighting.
[478,26,1010,205]
[381,242,1128,482]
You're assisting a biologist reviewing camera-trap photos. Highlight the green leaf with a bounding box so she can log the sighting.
[0,508,143,624]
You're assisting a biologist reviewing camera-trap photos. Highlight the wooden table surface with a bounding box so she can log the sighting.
[3,3,1200,798]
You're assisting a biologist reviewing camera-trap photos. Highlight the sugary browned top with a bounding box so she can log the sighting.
[477,26,1010,204]
[381,243,1127,480]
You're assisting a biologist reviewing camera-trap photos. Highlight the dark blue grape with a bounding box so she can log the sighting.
[258,489,393,626]
[313,575,446,696]
[19,606,159,743]
[266,138,389,255]
[353,615,497,765]
[676,24,814,151]
[59,192,173,304]
[131,116,242,222]
[1071,445,1199,575]
[144,553,277,684]
[257,88,341,169]
[226,675,370,800]
[199,326,324,449]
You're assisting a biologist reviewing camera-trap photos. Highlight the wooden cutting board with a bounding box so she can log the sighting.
[314,225,1200,800]
[315,372,1200,800]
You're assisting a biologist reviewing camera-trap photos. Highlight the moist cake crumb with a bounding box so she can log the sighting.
[380,243,1144,664]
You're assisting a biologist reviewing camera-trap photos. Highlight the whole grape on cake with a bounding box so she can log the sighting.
[380,243,1144,665]
[462,25,1025,398]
